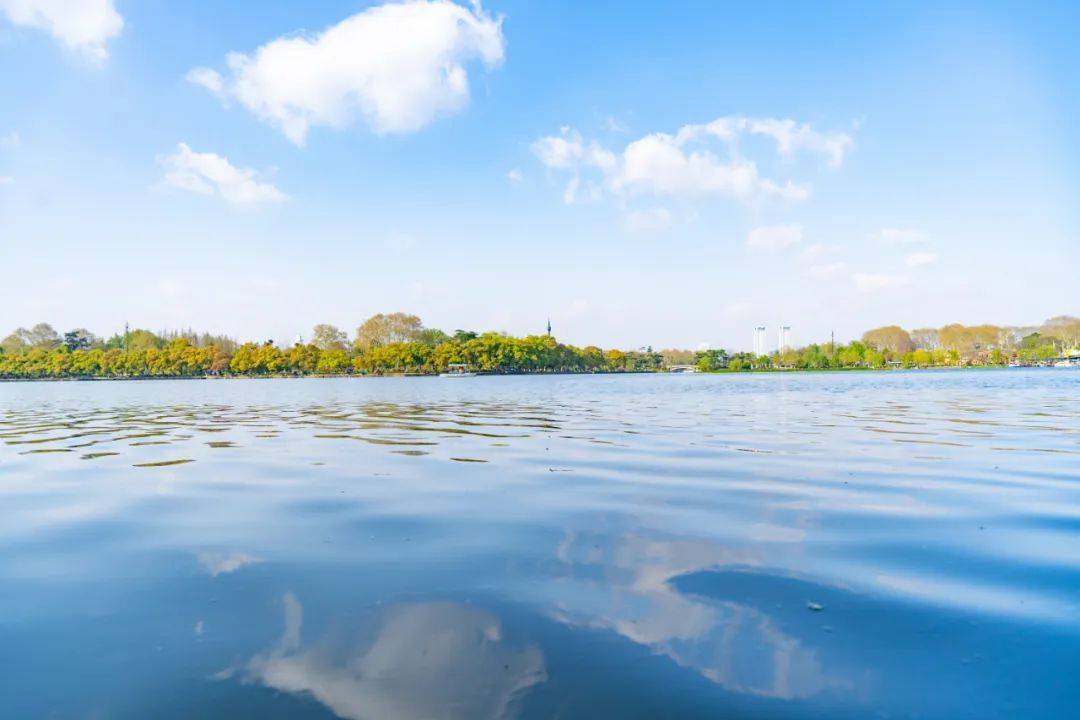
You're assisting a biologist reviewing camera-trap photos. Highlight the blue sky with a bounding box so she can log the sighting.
[0,0,1076,351]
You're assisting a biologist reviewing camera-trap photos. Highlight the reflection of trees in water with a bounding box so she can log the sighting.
[549,530,846,700]
[229,594,546,720]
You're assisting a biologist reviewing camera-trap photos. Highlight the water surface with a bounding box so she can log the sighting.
[1,371,1078,718]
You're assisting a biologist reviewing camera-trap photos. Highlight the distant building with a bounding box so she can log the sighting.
[753,326,767,356]
[778,325,792,353]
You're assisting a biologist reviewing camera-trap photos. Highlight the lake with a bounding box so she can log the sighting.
[1,370,1078,719]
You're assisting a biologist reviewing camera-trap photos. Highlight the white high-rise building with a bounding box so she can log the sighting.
[753,326,767,356]
[778,325,792,353]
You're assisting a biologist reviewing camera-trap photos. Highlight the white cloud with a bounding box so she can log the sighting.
[905,251,938,267]
[623,207,672,233]
[185,67,225,97]
[853,272,908,292]
[532,115,846,211]
[505,168,522,183]
[675,116,853,167]
[531,126,615,171]
[747,223,803,251]
[188,1,504,145]
[744,118,852,167]
[559,174,603,205]
[878,228,927,245]
[0,0,123,60]
[160,143,287,206]
[613,133,807,200]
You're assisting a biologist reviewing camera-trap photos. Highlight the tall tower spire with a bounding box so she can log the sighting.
[546,318,551,336]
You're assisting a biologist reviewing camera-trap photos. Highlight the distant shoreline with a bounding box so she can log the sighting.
[5,316,1076,380]
[0,370,653,383]
[3,365,1065,384]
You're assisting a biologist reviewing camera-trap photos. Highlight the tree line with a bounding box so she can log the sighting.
[0,314,663,379]
[699,316,1079,372]
[1,313,1076,380]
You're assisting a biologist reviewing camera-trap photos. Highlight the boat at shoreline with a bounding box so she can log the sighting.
[439,363,477,377]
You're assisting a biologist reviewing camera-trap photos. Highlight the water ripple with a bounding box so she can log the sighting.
[1,371,1078,718]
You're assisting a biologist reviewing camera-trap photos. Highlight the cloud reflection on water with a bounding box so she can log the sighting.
[197,551,261,577]
[545,530,845,701]
[2,373,1078,718]
[230,594,546,720]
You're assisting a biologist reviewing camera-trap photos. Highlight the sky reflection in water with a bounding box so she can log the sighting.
[1,371,1078,718]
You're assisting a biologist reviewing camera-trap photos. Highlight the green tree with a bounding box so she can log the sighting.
[865,349,886,368]
[107,328,163,352]
[287,344,322,374]
[63,328,96,351]
[417,328,451,347]
[316,348,350,374]
[694,349,729,372]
